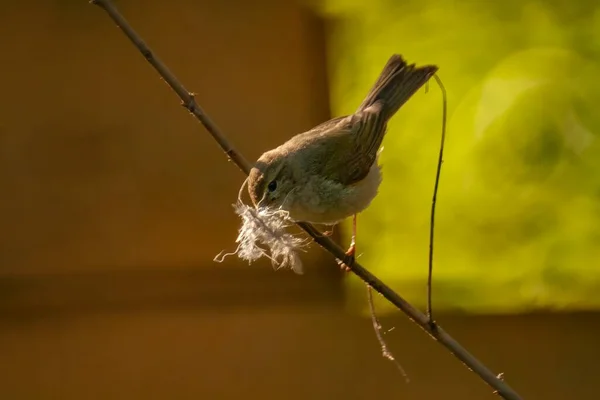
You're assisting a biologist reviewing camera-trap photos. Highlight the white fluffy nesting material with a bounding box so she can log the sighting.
[214,180,307,274]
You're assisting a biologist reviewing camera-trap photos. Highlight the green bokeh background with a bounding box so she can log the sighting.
[313,0,600,313]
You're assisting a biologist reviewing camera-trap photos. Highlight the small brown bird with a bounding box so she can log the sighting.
[248,55,438,267]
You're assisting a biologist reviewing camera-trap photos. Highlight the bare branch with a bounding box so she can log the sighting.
[90,1,524,399]
[427,74,448,326]
[366,284,409,382]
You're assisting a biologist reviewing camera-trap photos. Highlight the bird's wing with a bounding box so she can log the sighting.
[345,105,387,183]
[310,106,387,186]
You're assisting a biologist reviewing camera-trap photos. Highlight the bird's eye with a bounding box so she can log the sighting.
[267,180,277,192]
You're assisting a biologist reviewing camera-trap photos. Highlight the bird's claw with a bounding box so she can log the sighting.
[337,244,356,272]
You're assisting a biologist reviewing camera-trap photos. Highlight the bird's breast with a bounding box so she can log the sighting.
[285,162,382,225]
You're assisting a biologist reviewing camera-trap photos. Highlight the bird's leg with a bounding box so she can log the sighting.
[337,214,357,272]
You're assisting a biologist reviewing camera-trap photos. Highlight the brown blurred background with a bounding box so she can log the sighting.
[0,0,599,399]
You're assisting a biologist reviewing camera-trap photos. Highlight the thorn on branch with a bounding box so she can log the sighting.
[492,373,506,395]
[225,149,237,160]
[428,319,438,334]
[140,48,153,62]
[181,93,197,113]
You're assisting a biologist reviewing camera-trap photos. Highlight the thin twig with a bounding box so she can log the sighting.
[90,1,523,399]
[427,75,448,326]
[367,285,409,382]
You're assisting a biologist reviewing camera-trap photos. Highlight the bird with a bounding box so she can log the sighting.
[247,54,438,269]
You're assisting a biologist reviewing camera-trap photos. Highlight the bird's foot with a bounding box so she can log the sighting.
[337,244,355,272]
[321,224,336,237]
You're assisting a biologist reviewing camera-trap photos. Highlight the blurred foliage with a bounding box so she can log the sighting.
[311,0,600,313]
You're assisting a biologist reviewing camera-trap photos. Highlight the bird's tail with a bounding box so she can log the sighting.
[357,55,438,121]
